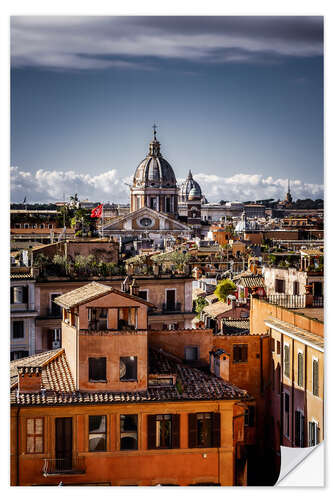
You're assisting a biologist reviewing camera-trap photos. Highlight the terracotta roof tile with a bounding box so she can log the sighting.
[11,348,250,406]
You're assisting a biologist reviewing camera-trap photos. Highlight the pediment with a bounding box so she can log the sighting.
[102,207,190,231]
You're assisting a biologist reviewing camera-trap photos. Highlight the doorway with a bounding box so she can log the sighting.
[55,417,72,470]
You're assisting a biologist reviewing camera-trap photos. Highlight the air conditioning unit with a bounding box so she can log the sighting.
[52,340,61,349]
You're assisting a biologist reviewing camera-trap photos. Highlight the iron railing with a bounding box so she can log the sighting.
[312,296,324,307]
[162,302,181,312]
[42,456,85,476]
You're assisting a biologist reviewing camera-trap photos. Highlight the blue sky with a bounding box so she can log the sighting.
[10,16,323,203]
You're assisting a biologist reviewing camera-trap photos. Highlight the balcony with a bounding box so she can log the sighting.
[162,302,181,313]
[42,456,85,476]
[261,294,323,309]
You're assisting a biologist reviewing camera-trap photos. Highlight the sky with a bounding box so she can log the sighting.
[10,16,324,204]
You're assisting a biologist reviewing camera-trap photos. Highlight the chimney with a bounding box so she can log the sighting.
[305,284,313,307]
[18,366,43,393]
[210,350,230,381]
[129,278,139,296]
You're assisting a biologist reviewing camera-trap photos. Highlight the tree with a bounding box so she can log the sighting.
[214,279,237,303]
[195,296,208,317]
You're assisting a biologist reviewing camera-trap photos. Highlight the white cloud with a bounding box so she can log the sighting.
[11,166,323,204]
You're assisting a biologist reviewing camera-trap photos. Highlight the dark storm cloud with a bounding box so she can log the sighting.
[11,16,323,70]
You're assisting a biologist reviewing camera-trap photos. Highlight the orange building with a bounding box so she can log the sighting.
[11,282,256,486]
[250,296,324,475]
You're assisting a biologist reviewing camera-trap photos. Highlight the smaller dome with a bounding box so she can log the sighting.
[188,185,201,200]
[179,170,202,202]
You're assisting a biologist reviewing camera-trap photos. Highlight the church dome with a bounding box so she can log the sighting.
[179,170,202,202]
[188,185,201,200]
[132,133,177,189]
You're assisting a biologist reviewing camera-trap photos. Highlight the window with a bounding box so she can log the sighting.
[11,286,28,304]
[26,418,43,453]
[313,359,319,396]
[138,290,148,301]
[293,281,300,295]
[277,341,281,355]
[24,223,29,229]
[309,421,320,446]
[284,344,290,378]
[244,406,255,427]
[276,364,281,394]
[188,413,220,448]
[233,344,248,363]
[118,307,137,330]
[297,352,304,387]
[185,346,199,362]
[48,224,53,229]
[88,308,108,330]
[120,415,138,450]
[89,357,107,382]
[295,411,305,447]
[147,414,180,449]
[272,360,275,391]
[271,338,275,352]
[120,357,137,381]
[50,293,61,316]
[13,321,24,339]
[284,393,290,437]
[10,350,29,361]
[89,416,107,452]
[275,279,285,293]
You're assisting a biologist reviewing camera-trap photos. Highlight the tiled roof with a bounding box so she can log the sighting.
[202,301,232,319]
[11,228,75,234]
[10,272,33,280]
[54,281,111,308]
[219,319,250,336]
[11,348,250,406]
[205,293,219,304]
[54,281,157,309]
[238,276,265,288]
[10,349,74,391]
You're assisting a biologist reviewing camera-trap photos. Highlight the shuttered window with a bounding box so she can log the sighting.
[233,344,248,363]
[313,359,319,396]
[284,393,290,437]
[284,345,290,378]
[244,406,255,427]
[297,352,304,387]
[295,411,305,447]
[188,413,220,448]
[309,422,320,446]
[272,360,275,391]
[26,418,44,453]
[147,414,180,449]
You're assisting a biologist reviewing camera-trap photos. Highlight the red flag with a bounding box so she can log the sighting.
[90,204,103,218]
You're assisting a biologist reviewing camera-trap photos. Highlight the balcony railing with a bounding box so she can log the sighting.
[312,296,324,307]
[42,456,85,476]
[162,302,181,312]
[264,294,306,309]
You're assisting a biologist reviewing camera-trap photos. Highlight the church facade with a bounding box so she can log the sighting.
[102,129,204,242]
